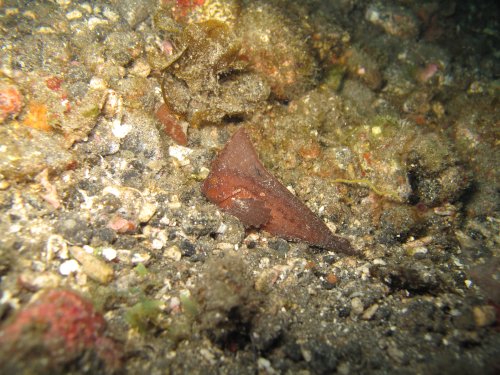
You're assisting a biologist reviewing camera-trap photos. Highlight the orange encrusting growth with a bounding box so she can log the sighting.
[202,128,355,254]
[23,102,51,131]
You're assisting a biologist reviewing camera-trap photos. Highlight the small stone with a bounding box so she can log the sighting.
[138,201,157,223]
[164,246,182,261]
[387,344,406,364]
[46,234,68,261]
[362,303,379,320]
[257,357,276,374]
[59,259,80,276]
[18,271,61,290]
[111,121,132,139]
[324,273,339,290]
[365,4,420,38]
[351,297,364,316]
[116,0,155,28]
[151,238,164,250]
[473,305,497,327]
[180,240,196,257]
[102,8,119,22]
[268,238,290,252]
[0,180,10,190]
[131,252,150,264]
[66,10,82,20]
[169,145,193,166]
[199,348,216,365]
[70,246,114,284]
[102,247,117,261]
[129,59,151,78]
[56,0,71,7]
[87,16,108,31]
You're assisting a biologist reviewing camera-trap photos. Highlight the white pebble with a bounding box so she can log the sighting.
[59,259,80,275]
[111,121,132,139]
[152,238,164,250]
[168,145,193,166]
[102,247,117,261]
[89,76,107,90]
[132,253,150,264]
[216,223,228,234]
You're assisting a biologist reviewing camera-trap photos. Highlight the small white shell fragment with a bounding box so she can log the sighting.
[102,247,117,261]
[132,252,151,264]
[169,145,193,166]
[46,234,68,261]
[111,121,132,138]
[152,238,164,250]
[216,223,228,234]
[59,259,80,276]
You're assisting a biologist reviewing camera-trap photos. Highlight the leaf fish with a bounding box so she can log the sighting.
[202,128,355,254]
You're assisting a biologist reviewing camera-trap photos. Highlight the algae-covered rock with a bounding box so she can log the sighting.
[237,1,318,99]
[161,21,270,126]
[193,252,262,348]
[0,125,73,180]
[406,133,470,206]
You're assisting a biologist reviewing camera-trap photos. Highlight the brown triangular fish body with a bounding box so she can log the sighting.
[202,128,354,254]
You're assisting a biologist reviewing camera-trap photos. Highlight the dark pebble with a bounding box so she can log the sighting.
[180,240,196,257]
[323,254,338,264]
[91,227,117,246]
[338,305,351,318]
[269,238,290,253]
[55,216,92,245]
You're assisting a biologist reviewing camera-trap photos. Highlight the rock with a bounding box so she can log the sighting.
[473,305,497,327]
[0,289,121,373]
[116,0,155,28]
[164,245,182,261]
[365,3,420,39]
[0,126,73,181]
[351,297,364,316]
[362,303,379,320]
[237,2,318,99]
[69,246,114,284]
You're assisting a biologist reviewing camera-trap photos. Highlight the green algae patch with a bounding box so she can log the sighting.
[125,299,163,332]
